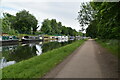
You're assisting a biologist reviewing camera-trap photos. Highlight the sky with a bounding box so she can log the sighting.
[0,0,91,32]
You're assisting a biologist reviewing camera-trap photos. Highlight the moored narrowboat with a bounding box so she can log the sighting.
[0,36,19,45]
[21,35,43,42]
[69,36,75,40]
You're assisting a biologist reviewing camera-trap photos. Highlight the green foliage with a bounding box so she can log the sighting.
[77,2,120,39]
[1,13,17,35]
[77,32,83,36]
[77,2,95,26]
[2,10,79,36]
[41,19,78,36]
[0,19,2,34]
[41,19,52,35]
[1,10,38,35]
[2,13,11,33]
[96,39,119,58]
[2,40,85,78]
[14,10,38,34]
[86,20,97,38]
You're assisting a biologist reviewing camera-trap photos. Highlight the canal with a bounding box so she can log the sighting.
[0,39,75,68]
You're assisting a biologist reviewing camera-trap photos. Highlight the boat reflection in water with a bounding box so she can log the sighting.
[0,57,16,69]
[1,39,75,68]
[36,45,42,56]
[58,38,68,43]
[49,40,57,42]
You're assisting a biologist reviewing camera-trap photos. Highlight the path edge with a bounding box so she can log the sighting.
[43,40,87,78]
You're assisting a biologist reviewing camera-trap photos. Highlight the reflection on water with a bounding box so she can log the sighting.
[0,57,16,69]
[36,45,42,56]
[0,40,75,68]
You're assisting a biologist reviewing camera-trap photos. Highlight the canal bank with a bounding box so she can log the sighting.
[1,33,86,63]
[44,39,118,78]
[2,39,86,78]
[1,39,75,68]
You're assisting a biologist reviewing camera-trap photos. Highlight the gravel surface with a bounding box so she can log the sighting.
[44,39,118,78]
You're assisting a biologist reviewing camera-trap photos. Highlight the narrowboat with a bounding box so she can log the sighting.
[57,36,68,40]
[69,36,75,40]
[21,35,43,42]
[0,36,19,45]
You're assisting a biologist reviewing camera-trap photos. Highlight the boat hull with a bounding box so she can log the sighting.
[21,39,43,43]
[1,40,19,46]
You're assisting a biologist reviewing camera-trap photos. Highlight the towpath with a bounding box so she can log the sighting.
[44,39,118,78]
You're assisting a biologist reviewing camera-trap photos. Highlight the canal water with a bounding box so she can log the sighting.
[0,39,75,68]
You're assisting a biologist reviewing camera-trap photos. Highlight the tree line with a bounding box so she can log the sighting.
[77,2,120,39]
[2,10,38,35]
[1,10,81,36]
[40,19,81,36]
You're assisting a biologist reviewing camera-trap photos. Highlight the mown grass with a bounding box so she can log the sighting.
[2,40,85,78]
[96,39,120,58]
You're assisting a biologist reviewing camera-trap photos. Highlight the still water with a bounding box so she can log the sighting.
[1,39,75,65]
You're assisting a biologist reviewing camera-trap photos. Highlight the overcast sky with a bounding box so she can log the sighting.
[0,0,91,32]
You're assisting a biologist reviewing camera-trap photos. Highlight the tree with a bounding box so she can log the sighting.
[13,10,38,34]
[61,26,68,35]
[58,22,62,34]
[77,2,95,30]
[51,19,59,34]
[91,2,120,39]
[78,2,120,39]
[41,19,52,34]
[2,13,17,35]
[40,19,79,36]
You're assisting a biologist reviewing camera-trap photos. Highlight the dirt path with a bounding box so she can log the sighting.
[44,39,118,78]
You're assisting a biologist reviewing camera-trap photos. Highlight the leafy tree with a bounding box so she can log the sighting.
[2,13,17,35]
[78,2,120,39]
[51,19,59,34]
[58,22,62,34]
[77,2,95,30]
[13,10,38,34]
[2,10,38,35]
[61,26,69,35]
[40,19,79,36]
[41,19,52,35]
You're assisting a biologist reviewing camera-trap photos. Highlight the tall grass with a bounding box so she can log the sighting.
[96,39,119,58]
[2,40,85,78]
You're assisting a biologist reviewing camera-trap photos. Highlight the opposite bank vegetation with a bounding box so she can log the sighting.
[2,40,85,78]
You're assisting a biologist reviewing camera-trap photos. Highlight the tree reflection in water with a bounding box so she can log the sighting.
[2,40,75,63]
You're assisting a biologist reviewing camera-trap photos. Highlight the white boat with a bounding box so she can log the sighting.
[22,35,43,42]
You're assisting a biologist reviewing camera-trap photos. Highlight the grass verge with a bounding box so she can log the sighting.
[2,40,85,78]
[96,39,120,58]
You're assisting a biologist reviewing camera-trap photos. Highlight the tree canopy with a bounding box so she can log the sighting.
[40,19,80,36]
[77,2,120,39]
[1,10,82,36]
[2,10,38,34]
[13,10,38,34]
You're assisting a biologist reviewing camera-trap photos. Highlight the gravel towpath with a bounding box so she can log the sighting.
[44,39,118,78]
